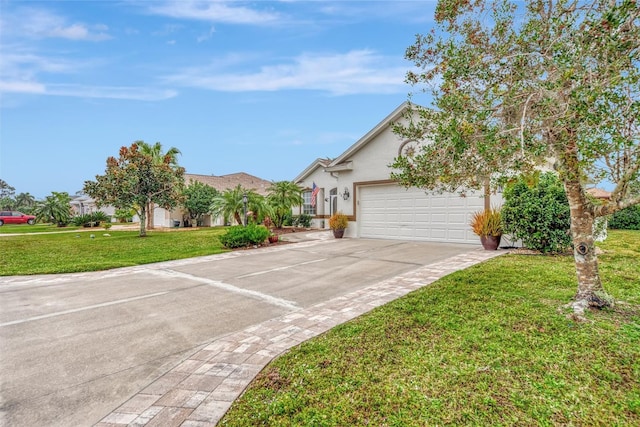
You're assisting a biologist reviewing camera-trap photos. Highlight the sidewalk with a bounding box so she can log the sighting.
[96,247,506,427]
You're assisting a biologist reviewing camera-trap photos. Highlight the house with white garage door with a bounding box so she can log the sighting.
[293,102,502,244]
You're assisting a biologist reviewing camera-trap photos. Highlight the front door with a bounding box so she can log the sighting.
[329,188,338,216]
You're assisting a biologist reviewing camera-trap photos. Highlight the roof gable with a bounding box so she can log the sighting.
[293,158,332,183]
[328,102,411,168]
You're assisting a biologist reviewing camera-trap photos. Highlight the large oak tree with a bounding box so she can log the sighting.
[391,0,639,318]
[84,142,185,237]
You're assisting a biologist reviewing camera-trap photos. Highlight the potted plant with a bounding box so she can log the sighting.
[329,212,349,238]
[470,208,502,250]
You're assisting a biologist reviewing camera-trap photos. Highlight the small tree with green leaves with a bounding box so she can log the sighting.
[183,180,218,226]
[84,142,185,237]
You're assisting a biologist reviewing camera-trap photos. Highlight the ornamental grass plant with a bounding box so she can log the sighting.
[329,212,348,230]
[470,208,502,237]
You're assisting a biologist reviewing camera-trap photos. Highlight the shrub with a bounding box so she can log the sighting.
[91,211,109,223]
[470,208,502,237]
[71,211,109,227]
[282,212,293,227]
[219,224,270,248]
[609,205,640,230]
[72,214,93,227]
[296,214,312,228]
[115,208,134,222]
[502,172,571,253]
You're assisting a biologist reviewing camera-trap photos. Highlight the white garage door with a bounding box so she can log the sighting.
[358,184,486,244]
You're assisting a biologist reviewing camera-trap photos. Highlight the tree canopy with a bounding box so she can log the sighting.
[266,181,303,229]
[183,180,218,226]
[391,0,639,318]
[84,142,185,237]
[35,192,72,226]
[137,141,182,229]
[210,185,266,226]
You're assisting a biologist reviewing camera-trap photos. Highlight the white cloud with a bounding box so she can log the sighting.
[0,48,176,102]
[47,23,106,41]
[164,50,408,95]
[197,26,217,42]
[2,7,111,41]
[147,1,282,25]
[0,81,46,94]
[45,84,178,101]
[0,79,178,101]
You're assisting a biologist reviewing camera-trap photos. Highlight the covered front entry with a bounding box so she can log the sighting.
[358,184,486,244]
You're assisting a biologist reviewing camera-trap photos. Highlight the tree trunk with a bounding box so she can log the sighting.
[234,212,243,225]
[146,202,155,230]
[139,207,147,237]
[483,178,491,212]
[564,178,609,316]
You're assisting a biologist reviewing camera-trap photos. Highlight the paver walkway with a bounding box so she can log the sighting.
[96,247,505,427]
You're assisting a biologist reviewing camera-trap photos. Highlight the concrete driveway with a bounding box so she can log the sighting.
[0,233,484,426]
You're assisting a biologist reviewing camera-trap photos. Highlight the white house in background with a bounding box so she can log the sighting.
[156,172,272,228]
[293,102,502,244]
[70,195,118,218]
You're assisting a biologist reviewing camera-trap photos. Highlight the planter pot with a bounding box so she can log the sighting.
[268,235,279,243]
[332,229,345,239]
[480,235,501,250]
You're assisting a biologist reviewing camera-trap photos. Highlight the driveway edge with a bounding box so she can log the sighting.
[96,248,506,427]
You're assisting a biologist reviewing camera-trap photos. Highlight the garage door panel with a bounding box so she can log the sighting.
[359,185,489,244]
[448,213,467,224]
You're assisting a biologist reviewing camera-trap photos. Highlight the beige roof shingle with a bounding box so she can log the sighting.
[586,188,611,200]
[184,173,272,195]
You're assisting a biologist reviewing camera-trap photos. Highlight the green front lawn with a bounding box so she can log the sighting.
[0,223,82,234]
[221,230,640,426]
[0,227,228,275]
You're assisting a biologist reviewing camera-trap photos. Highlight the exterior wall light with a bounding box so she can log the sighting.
[341,187,350,201]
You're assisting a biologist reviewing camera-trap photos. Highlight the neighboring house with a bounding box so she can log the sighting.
[158,172,272,227]
[293,102,502,244]
[586,187,612,201]
[70,195,117,218]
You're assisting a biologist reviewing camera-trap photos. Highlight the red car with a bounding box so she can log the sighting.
[0,211,37,226]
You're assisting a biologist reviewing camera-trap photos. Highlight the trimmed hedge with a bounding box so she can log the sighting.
[219,224,270,248]
[609,205,640,230]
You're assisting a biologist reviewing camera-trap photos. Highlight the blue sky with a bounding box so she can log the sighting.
[0,0,436,199]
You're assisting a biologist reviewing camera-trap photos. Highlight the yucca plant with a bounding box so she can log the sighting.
[470,208,502,237]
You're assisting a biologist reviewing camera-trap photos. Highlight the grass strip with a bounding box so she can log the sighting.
[0,228,228,275]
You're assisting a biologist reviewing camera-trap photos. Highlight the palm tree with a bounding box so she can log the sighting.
[267,181,303,228]
[211,185,266,225]
[137,141,181,229]
[138,141,181,166]
[15,192,36,211]
[35,192,72,226]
